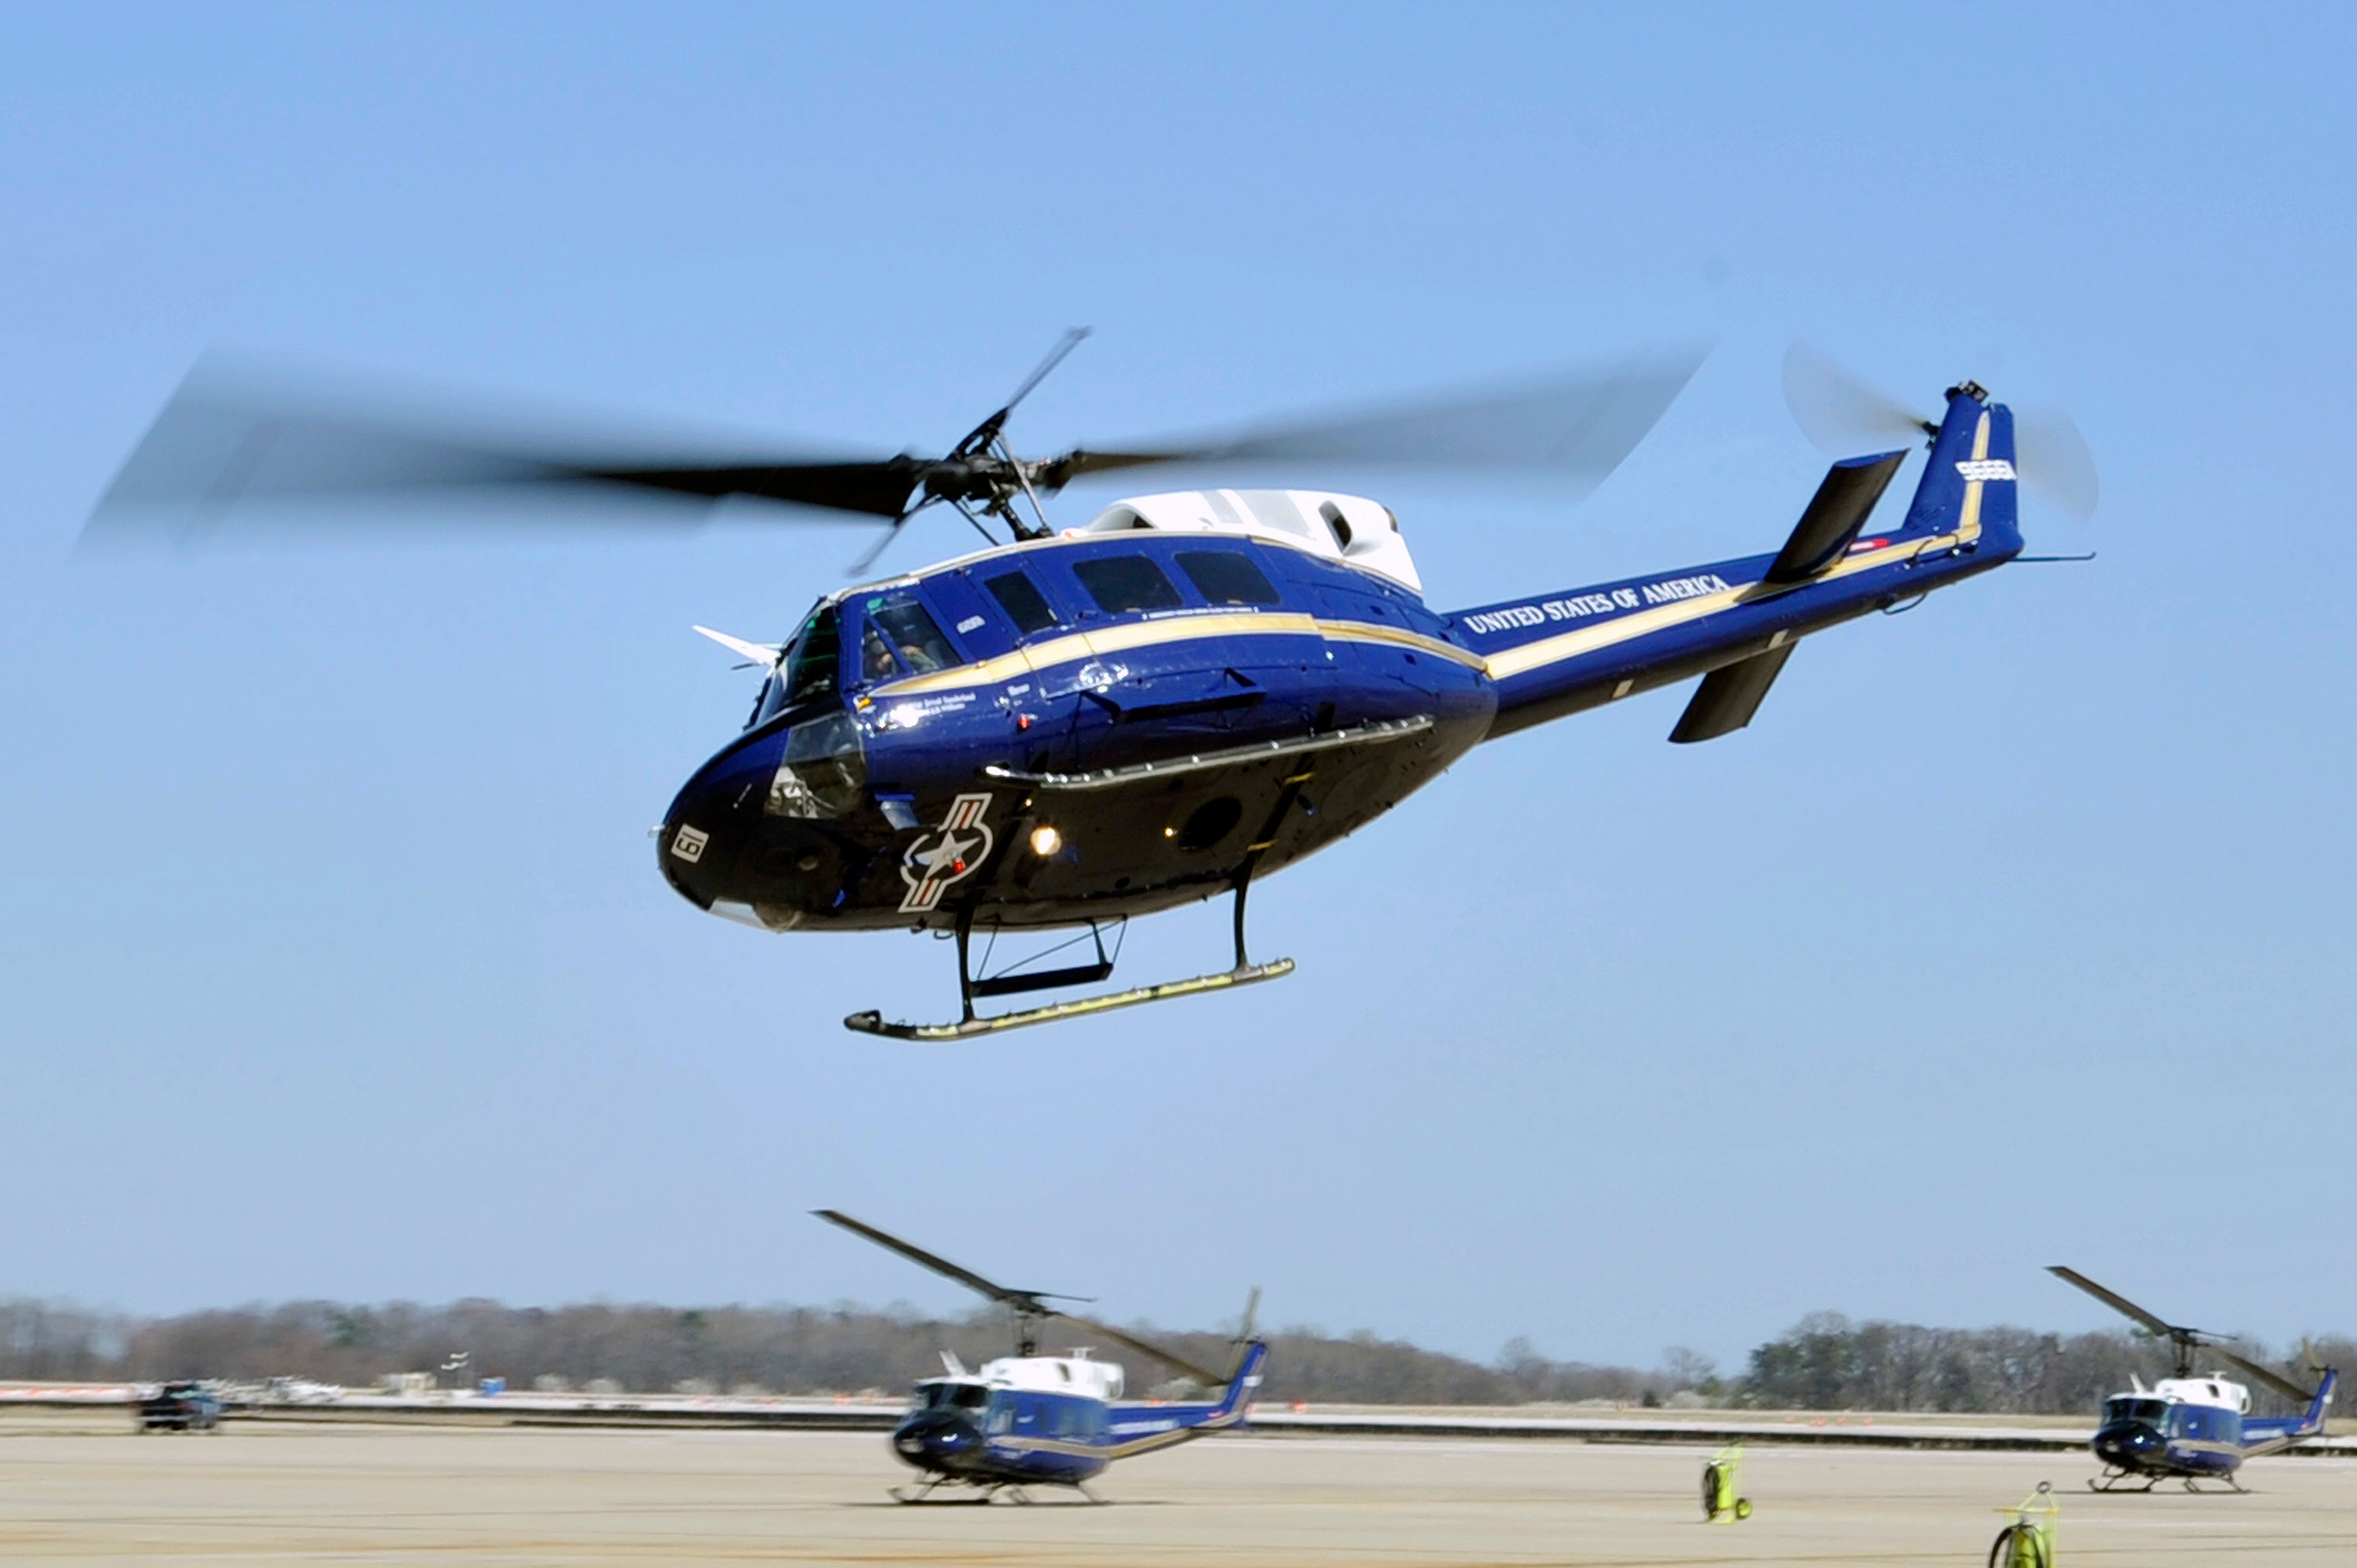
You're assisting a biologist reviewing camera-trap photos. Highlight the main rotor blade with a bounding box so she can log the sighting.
[951,328,1093,457]
[1782,342,1932,451]
[998,328,1092,425]
[84,360,919,549]
[1048,1310,1227,1389]
[1047,345,1707,500]
[811,1210,1037,1311]
[2210,1345,2318,1406]
[2047,1266,2188,1340]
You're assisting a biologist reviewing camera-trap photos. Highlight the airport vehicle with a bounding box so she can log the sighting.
[812,1208,1265,1503]
[136,1380,222,1432]
[2048,1266,2338,1490]
[92,340,2087,1037]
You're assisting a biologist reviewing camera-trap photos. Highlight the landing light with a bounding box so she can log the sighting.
[1028,825,1062,857]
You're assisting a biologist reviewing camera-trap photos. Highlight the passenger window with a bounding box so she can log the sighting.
[863,592,960,674]
[1072,554,1183,615]
[780,605,842,709]
[1176,550,1281,607]
[984,570,1061,636]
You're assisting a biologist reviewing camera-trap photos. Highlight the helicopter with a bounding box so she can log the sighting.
[2048,1266,2338,1492]
[810,1209,1266,1504]
[88,336,2087,1037]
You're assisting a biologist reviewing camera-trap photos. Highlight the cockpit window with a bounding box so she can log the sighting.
[754,605,841,725]
[1176,550,1281,607]
[863,592,960,675]
[983,569,1061,636]
[781,605,842,709]
[2105,1397,2167,1426]
[1073,554,1183,615]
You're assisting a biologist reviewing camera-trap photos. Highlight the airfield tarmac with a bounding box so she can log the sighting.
[3,1412,2353,1565]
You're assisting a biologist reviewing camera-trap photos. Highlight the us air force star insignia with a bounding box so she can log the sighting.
[898,793,995,914]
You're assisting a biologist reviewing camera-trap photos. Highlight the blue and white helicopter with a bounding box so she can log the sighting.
[91,339,2091,1036]
[812,1209,1266,1504]
[2049,1266,2338,1492]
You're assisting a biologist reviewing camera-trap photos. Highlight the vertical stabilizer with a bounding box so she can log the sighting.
[1210,1342,1268,1423]
[1898,382,2020,552]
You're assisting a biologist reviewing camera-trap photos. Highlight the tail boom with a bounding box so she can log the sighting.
[1454,384,2023,740]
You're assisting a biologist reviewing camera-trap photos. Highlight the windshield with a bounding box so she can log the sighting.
[2104,1397,2167,1426]
[783,605,843,707]
[910,1381,987,1412]
[750,604,843,728]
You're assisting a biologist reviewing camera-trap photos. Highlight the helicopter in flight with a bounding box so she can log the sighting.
[89,336,2090,1036]
[811,1209,1266,1504]
[2049,1266,2338,1492]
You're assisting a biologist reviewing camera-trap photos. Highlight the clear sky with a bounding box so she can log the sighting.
[3,4,2351,1375]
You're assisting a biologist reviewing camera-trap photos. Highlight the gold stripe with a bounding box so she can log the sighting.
[870,612,1479,699]
[1484,518,1982,682]
[874,466,1994,702]
[1957,411,1991,543]
[1320,618,1488,668]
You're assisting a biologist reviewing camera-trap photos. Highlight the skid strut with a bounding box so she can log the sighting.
[845,763,1317,1040]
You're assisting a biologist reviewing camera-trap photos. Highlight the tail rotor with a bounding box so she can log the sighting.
[1783,342,2098,521]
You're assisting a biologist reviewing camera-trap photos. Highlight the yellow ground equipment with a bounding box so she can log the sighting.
[1700,1443,1752,1523]
[1988,1481,2058,1568]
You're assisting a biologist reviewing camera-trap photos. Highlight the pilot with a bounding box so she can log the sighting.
[863,628,900,682]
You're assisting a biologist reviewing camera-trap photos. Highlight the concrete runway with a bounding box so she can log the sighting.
[2,1411,2352,1565]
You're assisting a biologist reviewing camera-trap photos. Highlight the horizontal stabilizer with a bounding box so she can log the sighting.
[1767,451,1907,584]
[1669,643,1795,744]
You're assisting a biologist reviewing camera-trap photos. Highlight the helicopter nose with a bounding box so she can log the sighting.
[2096,1423,2161,1463]
[657,749,768,904]
[892,1414,978,1469]
[660,723,865,925]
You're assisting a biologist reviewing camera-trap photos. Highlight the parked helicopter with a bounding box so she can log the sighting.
[2048,1266,2338,1492]
[89,337,2088,1036]
[811,1209,1266,1503]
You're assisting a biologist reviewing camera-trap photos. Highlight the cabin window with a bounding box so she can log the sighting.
[863,592,961,674]
[1176,550,1282,607]
[778,604,842,711]
[984,569,1061,636]
[1073,554,1184,615]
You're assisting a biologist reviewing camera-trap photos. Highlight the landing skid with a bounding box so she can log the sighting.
[848,960,1293,1039]
[891,1478,1105,1505]
[847,866,1293,1040]
[2087,1468,2247,1494]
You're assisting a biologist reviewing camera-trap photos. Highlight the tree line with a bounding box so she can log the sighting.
[0,1296,2341,1414]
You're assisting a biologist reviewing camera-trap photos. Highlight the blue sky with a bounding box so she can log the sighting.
[3,4,2352,1374]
